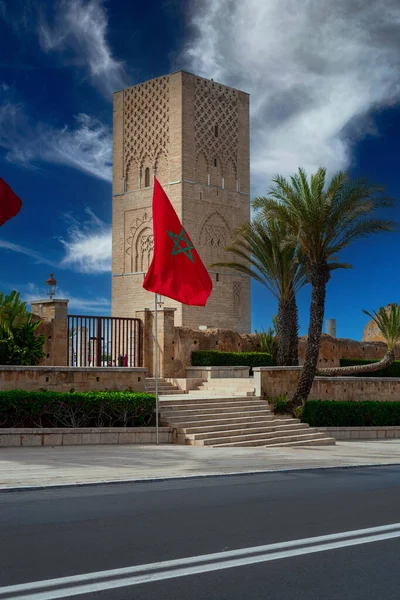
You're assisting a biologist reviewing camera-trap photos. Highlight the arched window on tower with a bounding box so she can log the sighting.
[144,167,150,188]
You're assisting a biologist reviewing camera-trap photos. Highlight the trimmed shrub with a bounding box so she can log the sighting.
[339,358,400,378]
[0,390,155,428]
[191,350,273,368]
[302,400,400,427]
[271,394,290,414]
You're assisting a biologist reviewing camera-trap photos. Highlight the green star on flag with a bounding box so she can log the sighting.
[143,178,212,306]
[167,228,194,262]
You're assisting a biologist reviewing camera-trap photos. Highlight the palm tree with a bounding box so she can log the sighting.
[212,217,306,366]
[254,167,395,405]
[318,305,400,376]
[0,291,28,339]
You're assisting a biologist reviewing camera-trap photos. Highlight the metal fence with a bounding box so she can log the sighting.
[67,315,141,367]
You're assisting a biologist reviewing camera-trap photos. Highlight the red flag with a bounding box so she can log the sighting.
[143,178,212,306]
[0,178,22,227]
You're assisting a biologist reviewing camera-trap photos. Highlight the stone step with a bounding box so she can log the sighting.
[194,426,318,446]
[189,387,254,392]
[197,383,255,389]
[146,389,186,395]
[159,396,266,407]
[194,378,254,384]
[159,393,247,401]
[265,437,336,447]
[160,395,263,405]
[146,383,177,388]
[159,400,268,411]
[194,389,256,397]
[174,391,256,398]
[160,414,280,428]
[160,410,275,424]
[160,405,272,418]
[175,419,283,434]
[183,422,310,441]
[160,394,270,407]
[211,431,331,447]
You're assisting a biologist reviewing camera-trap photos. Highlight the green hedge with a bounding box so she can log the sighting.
[191,350,273,367]
[339,358,400,377]
[303,400,400,427]
[0,390,155,429]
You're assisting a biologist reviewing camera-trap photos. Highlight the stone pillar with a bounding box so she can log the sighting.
[136,307,176,377]
[135,308,152,374]
[157,308,176,378]
[30,299,69,366]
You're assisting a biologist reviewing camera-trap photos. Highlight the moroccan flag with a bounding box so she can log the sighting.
[0,178,22,227]
[143,178,212,306]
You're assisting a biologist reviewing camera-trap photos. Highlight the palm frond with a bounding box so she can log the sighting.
[363,304,400,350]
[212,216,307,302]
[256,167,396,268]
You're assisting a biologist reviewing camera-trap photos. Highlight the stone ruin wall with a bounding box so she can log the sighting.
[173,329,400,378]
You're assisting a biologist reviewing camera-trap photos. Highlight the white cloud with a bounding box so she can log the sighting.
[0,240,55,266]
[60,208,111,273]
[182,0,400,192]
[24,282,110,313]
[0,210,112,275]
[0,103,112,181]
[38,0,127,96]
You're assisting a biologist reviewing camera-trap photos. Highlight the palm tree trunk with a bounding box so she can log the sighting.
[317,350,395,376]
[291,262,330,407]
[277,294,299,366]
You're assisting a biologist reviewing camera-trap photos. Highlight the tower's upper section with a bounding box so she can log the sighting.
[112,71,249,196]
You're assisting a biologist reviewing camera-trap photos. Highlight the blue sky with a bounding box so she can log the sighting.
[0,0,399,339]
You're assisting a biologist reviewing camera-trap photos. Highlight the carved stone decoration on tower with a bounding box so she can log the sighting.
[199,212,230,252]
[194,77,239,188]
[112,71,251,332]
[123,76,170,189]
[125,210,153,273]
[233,281,242,318]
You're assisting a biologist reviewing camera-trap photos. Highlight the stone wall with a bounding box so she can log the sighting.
[0,366,146,392]
[173,326,256,377]
[298,334,400,368]
[254,367,400,402]
[317,427,400,440]
[0,427,172,447]
[26,294,400,382]
[172,328,399,378]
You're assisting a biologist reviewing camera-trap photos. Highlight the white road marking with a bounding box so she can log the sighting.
[1,522,400,599]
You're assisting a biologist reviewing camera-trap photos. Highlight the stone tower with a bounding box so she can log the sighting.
[112,71,251,332]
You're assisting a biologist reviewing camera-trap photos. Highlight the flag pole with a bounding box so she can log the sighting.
[154,293,159,445]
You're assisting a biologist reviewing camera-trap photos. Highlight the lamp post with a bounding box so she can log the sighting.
[46,274,57,300]
[154,293,165,445]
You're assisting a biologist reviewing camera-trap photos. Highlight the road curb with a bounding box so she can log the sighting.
[1,462,400,493]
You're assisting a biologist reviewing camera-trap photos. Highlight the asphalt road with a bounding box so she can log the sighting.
[1,466,400,599]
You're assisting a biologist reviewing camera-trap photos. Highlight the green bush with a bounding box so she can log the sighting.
[302,400,400,427]
[339,358,400,377]
[191,350,273,367]
[0,390,156,428]
[0,291,45,365]
[272,394,290,414]
[254,319,278,363]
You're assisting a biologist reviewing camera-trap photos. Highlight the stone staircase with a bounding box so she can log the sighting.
[145,378,185,396]
[157,380,335,447]
[189,378,257,397]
